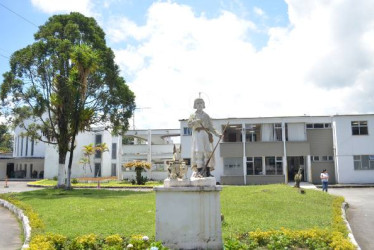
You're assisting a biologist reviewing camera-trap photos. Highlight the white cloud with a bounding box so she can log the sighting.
[31,0,94,16]
[253,7,266,18]
[105,0,374,129]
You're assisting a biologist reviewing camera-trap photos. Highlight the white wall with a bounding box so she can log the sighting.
[13,122,45,158]
[0,161,7,179]
[44,130,121,179]
[333,115,374,183]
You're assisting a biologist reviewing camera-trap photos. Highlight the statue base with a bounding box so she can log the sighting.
[163,176,216,188]
[154,178,222,249]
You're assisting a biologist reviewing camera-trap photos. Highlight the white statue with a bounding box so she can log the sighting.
[168,145,187,180]
[188,95,221,178]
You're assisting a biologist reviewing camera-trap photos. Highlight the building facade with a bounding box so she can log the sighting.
[180,114,374,185]
[44,129,122,179]
[121,129,181,180]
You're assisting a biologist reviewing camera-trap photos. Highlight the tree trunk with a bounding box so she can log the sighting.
[66,134,77,189]
[57,156,66,187]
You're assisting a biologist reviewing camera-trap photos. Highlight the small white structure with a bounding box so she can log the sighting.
[155,178,222,249]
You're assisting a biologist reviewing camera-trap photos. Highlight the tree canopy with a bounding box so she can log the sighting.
[0,124,13,153]
[0,12,135,187]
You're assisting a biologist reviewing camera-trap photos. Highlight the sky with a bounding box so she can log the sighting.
[1,0,374,130]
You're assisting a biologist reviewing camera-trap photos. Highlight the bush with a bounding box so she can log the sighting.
[29,233,67,250]
[104,234,123,246]
[28,233,168,250]
[53,176,58,181]
[71,234,98,249]
[71,178,78,184]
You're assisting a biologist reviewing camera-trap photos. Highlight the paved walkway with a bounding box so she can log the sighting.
[0,206,22,250]
[329,188,374,250]
[0,181,43,250]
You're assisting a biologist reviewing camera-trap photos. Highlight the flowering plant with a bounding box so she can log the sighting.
[124,161,151,185]
[124,161,151,170]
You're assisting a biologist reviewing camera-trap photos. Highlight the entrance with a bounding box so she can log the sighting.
[287,156,305,182]
[6,163,14,178]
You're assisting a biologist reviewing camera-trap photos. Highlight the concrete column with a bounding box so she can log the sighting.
[147,129,152,163]
[282,121,288,183]
[242,126,246,185]
[307,155,312,182]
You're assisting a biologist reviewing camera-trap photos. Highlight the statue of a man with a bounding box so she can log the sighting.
[188,97,221,178]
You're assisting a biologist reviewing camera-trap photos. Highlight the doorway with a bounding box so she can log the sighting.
[95,163,101,177]
[287,156,305,182]
[6,163,15,178]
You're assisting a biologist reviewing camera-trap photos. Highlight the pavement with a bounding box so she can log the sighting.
[0,181,44,250]
[328,188,374,250]
[0,206,22,250]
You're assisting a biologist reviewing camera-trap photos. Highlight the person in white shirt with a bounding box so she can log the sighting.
[320,169,329,192]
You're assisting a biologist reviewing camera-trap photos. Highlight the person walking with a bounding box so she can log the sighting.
[320,169,329,192]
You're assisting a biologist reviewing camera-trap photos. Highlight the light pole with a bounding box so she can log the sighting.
[132,107,151,130]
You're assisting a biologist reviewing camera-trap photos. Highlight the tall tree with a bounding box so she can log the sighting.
[0,124,13,153]
[0,12,135,188]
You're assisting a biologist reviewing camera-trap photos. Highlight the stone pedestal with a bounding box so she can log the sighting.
[154,177,222,250]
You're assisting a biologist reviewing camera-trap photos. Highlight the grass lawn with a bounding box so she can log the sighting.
[2,184,337,239]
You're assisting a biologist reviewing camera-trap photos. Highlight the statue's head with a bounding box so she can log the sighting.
[193,98,205,109]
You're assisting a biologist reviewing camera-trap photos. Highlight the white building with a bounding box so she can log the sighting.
[44,129,122,179]
[0,125,179,181]
[180,114,374,184]
[2,114,373,185]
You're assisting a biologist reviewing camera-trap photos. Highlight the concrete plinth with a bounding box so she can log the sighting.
[154,178,223,250]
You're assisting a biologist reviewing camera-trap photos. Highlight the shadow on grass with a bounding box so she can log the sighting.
[4,188,153,201]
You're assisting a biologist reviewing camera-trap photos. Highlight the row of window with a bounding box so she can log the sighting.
[311,156,334,162]
[12,163,42,178]
[354,155,374,170]
[306,123,332,129]
[247,156,283,175]
[224,156,284,176]
[14,136,35,157]
[184,120,369,138]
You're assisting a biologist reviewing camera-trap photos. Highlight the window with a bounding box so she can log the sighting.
[183,127,192,135]
[224,125,242,142]
[247,157,263,175]
[324,123,332,128]
[112,143,117,159]
[306,123,331,129]
[21,136,24,156]
[354,155,374,170]
[312,156,320,162]
[245,124,260,142]
[265,157,283,175]
[30,164,33,178]
[352,121,368,135]
[31,139,34,156]
[274,123,282,141]
[25,136,29,156]
[223,157,243,175]
[95,163,101,177]
[95,134,102,158]
[111,164,117,176]
[17,137,20,156]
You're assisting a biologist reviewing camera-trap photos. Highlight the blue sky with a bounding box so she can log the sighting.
[1,0,374,129]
